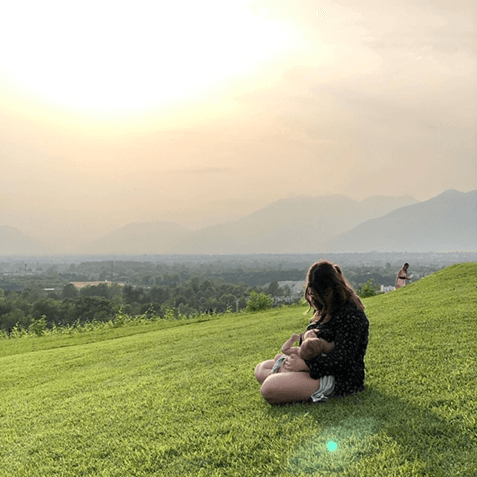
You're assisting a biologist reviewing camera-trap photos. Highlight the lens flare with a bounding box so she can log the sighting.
[327,441,338,452]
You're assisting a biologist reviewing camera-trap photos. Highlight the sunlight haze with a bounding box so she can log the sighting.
[1,0,476,250]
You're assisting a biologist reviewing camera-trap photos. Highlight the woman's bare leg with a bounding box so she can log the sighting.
[259,372,321,405]
[254,360,274,384]
[254,355,282,384]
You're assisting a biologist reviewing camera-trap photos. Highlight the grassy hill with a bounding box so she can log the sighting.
[1,263,476,476]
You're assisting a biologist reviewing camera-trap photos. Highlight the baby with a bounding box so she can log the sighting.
[270,329,335,374]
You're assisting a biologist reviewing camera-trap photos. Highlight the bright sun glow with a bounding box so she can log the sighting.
[1,0,298,115]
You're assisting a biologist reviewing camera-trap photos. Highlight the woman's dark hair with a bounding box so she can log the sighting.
[305,259,358,322]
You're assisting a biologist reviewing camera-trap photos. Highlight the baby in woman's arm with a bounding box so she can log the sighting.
[270,329,335,374]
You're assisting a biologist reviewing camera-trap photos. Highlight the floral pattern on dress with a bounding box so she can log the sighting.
[301,302,369,397]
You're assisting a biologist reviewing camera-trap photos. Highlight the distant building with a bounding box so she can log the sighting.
[70,280,112,289]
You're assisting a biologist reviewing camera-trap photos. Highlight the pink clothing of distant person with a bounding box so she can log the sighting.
[394,264,410,289]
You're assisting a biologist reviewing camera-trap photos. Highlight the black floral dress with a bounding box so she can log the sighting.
[301,301,369,397]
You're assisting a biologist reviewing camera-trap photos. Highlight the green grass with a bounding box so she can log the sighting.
[1,263,476,476]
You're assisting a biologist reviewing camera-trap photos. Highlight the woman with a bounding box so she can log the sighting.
[254,260,369,405]
[394,263,411,290]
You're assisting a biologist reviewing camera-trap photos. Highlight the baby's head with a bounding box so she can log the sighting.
[298,337,326,360]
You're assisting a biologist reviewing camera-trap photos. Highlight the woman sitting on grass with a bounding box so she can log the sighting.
[254,260,369,405]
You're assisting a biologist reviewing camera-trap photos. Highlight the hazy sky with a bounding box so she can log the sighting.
[1,0,476,245]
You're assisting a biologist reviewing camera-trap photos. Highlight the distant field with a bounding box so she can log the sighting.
[1,263,476,476]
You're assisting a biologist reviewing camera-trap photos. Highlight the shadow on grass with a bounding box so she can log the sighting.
[266,386,474,476]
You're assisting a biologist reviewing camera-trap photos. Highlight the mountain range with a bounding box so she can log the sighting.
[1,190,475,255]
[323,189,477,253]
[0,225,52,256]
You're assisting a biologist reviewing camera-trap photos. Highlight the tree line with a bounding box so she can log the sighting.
[0,277,296,332]
[1,253,460,333]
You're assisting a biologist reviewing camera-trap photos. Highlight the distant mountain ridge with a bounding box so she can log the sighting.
[77,193,418,254]
[324,190,477,252]
[1,190,475,255]
[167,194,419,254]
[0,225,51,255]
[84,221,191,255]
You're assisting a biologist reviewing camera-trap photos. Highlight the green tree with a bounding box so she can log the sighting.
[1,309,28,331]
[149,286,168,304]
[60,298,78,325]
[80,283,111,299]
[204,286,216,299]
[29,315,47,336]
[190,276,200,293]
[237,296,247,311]
[123,285,145,304]
[32,298,61,324]
[245,291,273,312]
[200,280,212,292]
[266,281,280,296]
[75,297,116,323]
[219,293,237,312]
[174,295,187,307]
[357,279,380,298]
[62,283,79,299]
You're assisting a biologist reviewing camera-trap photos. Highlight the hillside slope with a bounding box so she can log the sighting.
[1,263,476,476]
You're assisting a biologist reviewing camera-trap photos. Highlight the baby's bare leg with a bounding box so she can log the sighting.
[254,355,282,384]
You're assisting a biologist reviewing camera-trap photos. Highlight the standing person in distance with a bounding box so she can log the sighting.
[394,263,411,290]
